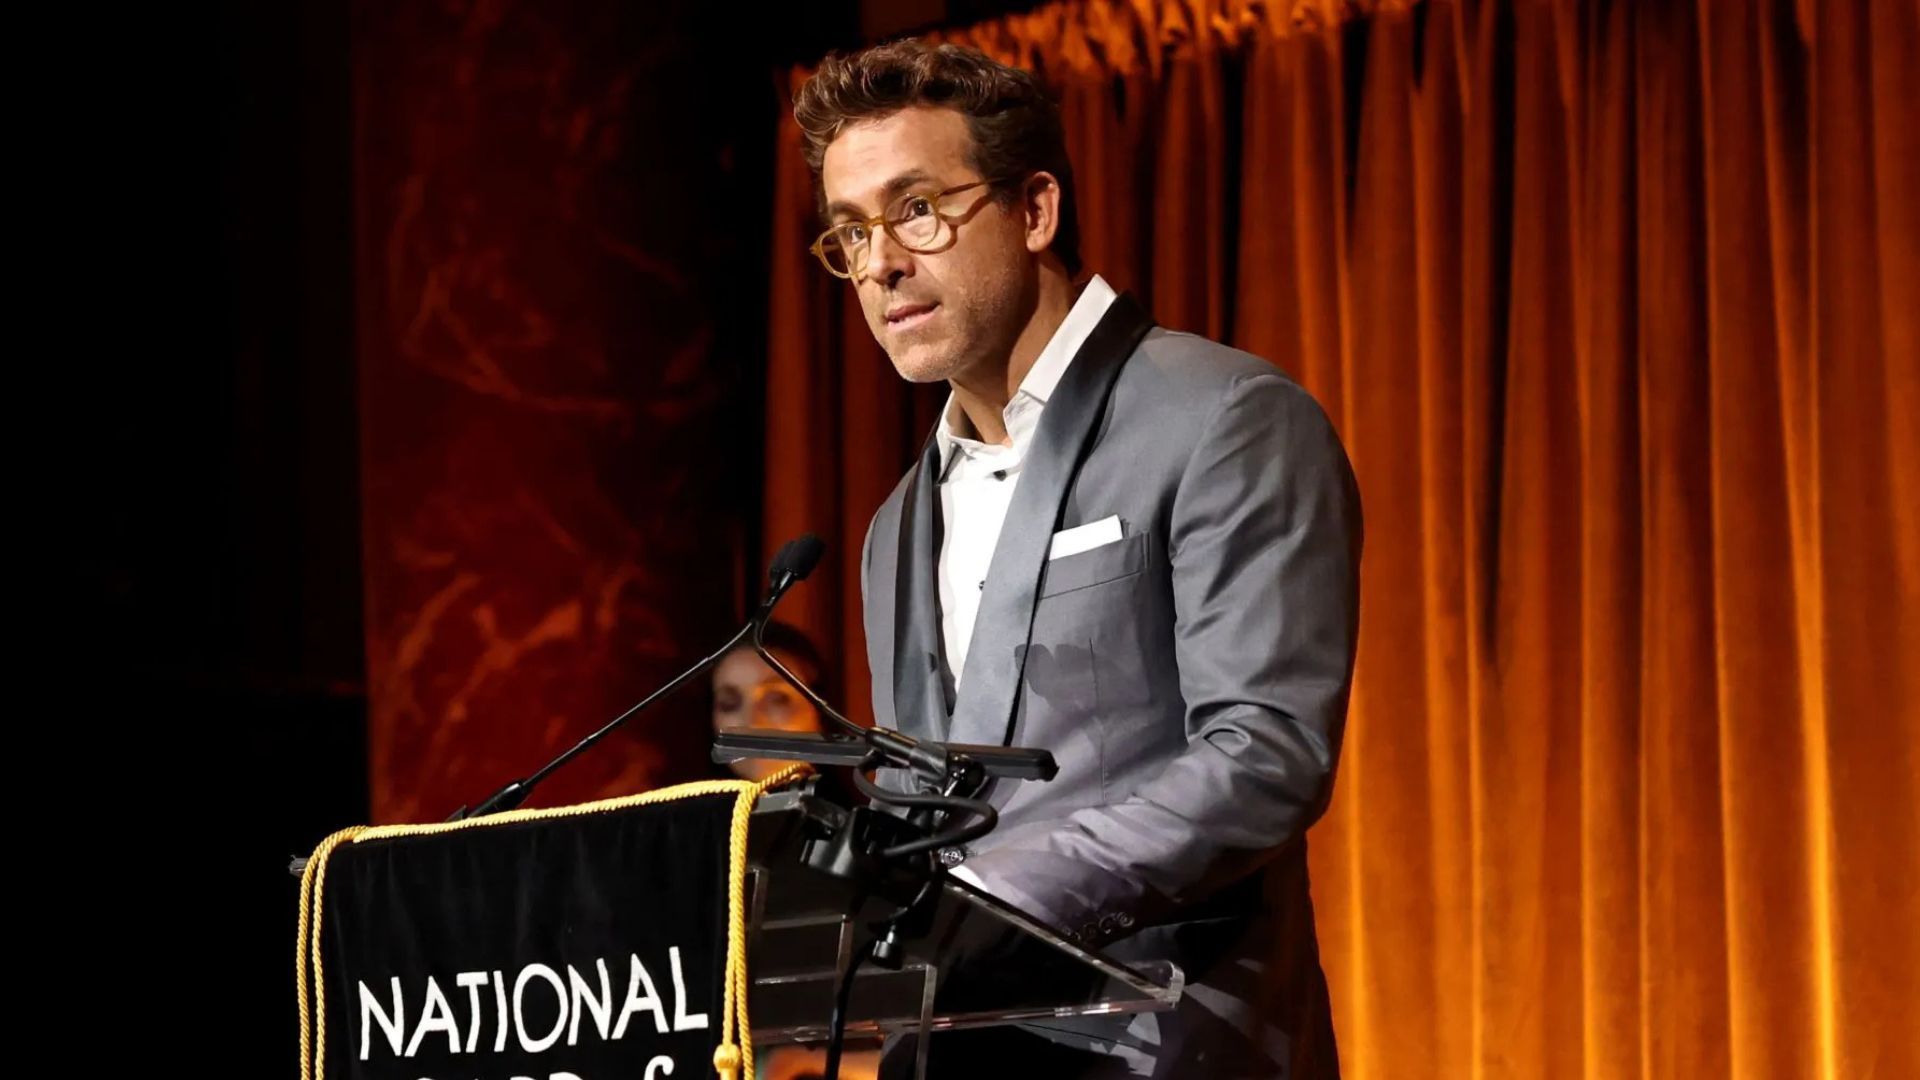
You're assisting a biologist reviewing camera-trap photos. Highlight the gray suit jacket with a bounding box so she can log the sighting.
[861,294,1362,1078]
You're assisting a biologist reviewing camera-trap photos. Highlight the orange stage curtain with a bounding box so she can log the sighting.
[762,1,1918,1076]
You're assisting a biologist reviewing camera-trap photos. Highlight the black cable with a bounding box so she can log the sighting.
[822,868,943,1079]
[823,934,878,1080]
[850,768,999,859]
[898,863,942,914]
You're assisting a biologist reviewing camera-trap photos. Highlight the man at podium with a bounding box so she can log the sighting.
[794,39,1364,1080]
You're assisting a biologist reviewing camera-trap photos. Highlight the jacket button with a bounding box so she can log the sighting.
[1115,912,1134,929]
[1079,921,1100,943]
[938,846,966,868]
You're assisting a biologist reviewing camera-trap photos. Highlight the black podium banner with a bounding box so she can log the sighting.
[297,783,771,1080]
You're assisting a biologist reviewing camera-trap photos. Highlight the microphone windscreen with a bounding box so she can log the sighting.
[783,534,826,581]
[767,533,827,584]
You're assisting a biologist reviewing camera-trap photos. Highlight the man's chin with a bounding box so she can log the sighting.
[885,344,961,384]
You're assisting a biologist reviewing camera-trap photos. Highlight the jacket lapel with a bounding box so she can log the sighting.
[890,435,950,741]
[945,293,1155,748]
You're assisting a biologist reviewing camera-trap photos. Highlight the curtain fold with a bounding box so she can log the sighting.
[763,1,1919,1075]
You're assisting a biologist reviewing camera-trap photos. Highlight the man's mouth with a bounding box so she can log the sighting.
[884,302,939,330]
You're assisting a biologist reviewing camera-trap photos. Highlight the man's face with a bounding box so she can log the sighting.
[820,106,1035,384]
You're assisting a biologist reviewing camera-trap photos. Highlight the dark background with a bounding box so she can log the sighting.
[89,1,1035,1071]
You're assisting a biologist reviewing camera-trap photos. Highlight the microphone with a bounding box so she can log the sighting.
[758,534,825,620]
[744,543,999,858]
[448,534,824,821]
[748,573,952,778]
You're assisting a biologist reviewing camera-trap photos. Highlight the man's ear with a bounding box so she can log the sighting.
[1019,171,1063,258]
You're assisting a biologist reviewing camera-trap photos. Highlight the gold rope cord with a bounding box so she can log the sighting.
[297,826,364,1080]
[295,764,813,1080]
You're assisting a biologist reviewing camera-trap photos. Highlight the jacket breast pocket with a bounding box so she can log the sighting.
[1038,530,1150,600]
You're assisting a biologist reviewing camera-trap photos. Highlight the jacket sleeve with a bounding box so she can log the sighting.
[958,372,1363,943]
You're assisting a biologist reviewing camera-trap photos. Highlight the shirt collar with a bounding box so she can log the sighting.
[935,274,1119,471]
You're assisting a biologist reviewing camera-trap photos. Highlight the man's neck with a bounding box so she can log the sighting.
[948,271,1078,446]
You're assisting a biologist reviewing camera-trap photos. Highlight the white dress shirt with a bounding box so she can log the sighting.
[935,275,1119,689]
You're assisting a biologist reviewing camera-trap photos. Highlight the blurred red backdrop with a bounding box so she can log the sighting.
[353,1,776,819]
[356,1,1917,1076]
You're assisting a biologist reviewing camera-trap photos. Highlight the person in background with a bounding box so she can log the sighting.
[710,620,832,782]
[710,622,884,1078]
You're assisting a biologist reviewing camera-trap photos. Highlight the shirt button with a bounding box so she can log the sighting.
[992,469,1007,480]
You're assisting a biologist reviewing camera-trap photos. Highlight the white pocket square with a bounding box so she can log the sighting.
[1049,515,1123,560]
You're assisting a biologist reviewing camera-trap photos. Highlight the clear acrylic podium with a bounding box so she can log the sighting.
[743,782,1184,1078]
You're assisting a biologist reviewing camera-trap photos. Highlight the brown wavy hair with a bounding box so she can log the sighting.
[793,40,1082,277]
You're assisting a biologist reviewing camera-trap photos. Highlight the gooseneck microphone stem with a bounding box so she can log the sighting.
[449,535,823,821]
[751,632,866,744]
[750,603,998,856]
[751,622,959,782]
[454,621,757,820]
